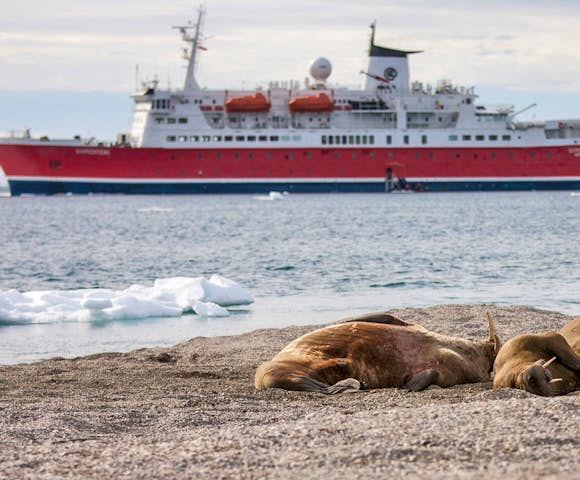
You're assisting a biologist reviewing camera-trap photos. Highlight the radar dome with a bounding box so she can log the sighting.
[309,57,332,82]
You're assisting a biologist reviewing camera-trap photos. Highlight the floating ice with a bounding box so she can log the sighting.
[253,191,289,201]
[0,275,253,324]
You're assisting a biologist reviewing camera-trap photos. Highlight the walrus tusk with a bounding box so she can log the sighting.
[549,378,563,384]
[542,356,557,368]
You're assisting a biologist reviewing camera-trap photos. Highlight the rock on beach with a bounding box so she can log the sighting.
[0,304,578,479]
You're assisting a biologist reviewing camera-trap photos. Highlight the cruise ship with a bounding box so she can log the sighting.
[1,8,580,196]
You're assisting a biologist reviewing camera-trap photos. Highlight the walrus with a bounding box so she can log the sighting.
[255,311,501,394]
[493,317,580,396]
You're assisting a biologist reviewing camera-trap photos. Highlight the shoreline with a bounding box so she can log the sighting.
[1,304,579,479]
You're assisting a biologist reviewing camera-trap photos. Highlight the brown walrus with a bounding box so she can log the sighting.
[255,311,501,394]
[493,317,580,396]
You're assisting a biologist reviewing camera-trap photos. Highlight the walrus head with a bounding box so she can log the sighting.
[518,357,562,397]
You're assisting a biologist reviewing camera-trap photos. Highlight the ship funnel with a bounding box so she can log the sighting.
[363,22,421,93]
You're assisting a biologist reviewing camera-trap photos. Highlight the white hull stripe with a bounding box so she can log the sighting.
[8,175,580,184]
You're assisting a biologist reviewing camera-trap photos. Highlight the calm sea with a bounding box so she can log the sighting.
[1,192,579,364]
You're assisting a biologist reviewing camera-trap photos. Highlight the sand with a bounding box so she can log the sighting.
[1,304,579,479]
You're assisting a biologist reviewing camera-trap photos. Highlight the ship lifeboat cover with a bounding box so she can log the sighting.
[289,93,334,112]
[225,93,271,113]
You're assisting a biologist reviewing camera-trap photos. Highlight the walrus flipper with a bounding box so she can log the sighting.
[403,369,439,392]
[549,334,580,372]
[342,312,411,327]
[325,378,365,395]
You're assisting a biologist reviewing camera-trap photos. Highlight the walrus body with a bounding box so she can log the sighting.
[255,312,500,394]
[493,317,580,396]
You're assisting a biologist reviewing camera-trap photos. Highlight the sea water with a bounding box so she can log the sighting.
[1,192,579,364]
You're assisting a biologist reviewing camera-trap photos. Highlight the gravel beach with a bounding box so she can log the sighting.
[1,304,579,479]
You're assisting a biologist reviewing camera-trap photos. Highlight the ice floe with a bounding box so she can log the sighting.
[253,191,289,201]
[0,275,253,324]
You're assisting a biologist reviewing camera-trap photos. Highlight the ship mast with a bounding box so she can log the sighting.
[173,6,206,91]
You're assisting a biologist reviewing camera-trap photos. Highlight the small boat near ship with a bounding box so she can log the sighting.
[1,7,579,196]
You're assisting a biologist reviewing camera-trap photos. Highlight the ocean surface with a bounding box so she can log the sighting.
[1,192,579,365]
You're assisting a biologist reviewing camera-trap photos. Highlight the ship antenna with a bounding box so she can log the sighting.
[173,5,206,91]
[369,20,376,48]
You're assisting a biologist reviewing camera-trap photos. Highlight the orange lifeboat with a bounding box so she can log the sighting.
[225,93,270,113]
[288,93,334,113]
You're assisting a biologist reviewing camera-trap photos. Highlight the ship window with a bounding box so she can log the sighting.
[415,152,420,158]
[234,152,240,159]
[236,136,244,141]
[259,136,268,142]
[179,135,187,142]
[529,151,535,158]
[292,135,301,141]
[369,136,375,145]
[449,135,458,141]
[167,118,176,124]
[502,135,511,141]
[247,135,256,141]
[370,151,375,158]
[342,135,347,144]
[322,135,327,145]
[428,152,434,158]
[462,135,471,141]
[216,152,221,159]
[213,136,222,142]
[490,152,496,159]
[547,151,553,158]
[362,136,368,145]
[386,135,392,145]
[476,135,485,141]
[352,152,357,159]
[388,152,393,159]
[335,136,340,144]
[190,135,199,142]
[305,151,312,159]
[202,135,211,142]
[224,136,233,142]
[421,135,427,145]
[197,153,203,159]
[334,152,340,159]
[281,135,290,141]
[178,118,188,124]
[489,135,498,141]
[328,136,334,145]
[403,135,409,145]
[270,136,279,142]
[155,118,164,124]
[349,135,354,144]
[166,135,176,142]
[248,153,253,159]
[266,152,272,160]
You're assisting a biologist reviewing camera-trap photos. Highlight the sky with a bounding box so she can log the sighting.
[1,0,580,140]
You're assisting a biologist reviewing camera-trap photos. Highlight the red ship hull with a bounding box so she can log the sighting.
[1,143,580,195]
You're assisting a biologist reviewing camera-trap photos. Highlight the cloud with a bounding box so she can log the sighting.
[1,0,580,94]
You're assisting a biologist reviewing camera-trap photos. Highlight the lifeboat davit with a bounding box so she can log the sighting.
[225,93,270,113]
[288,93,334,113]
